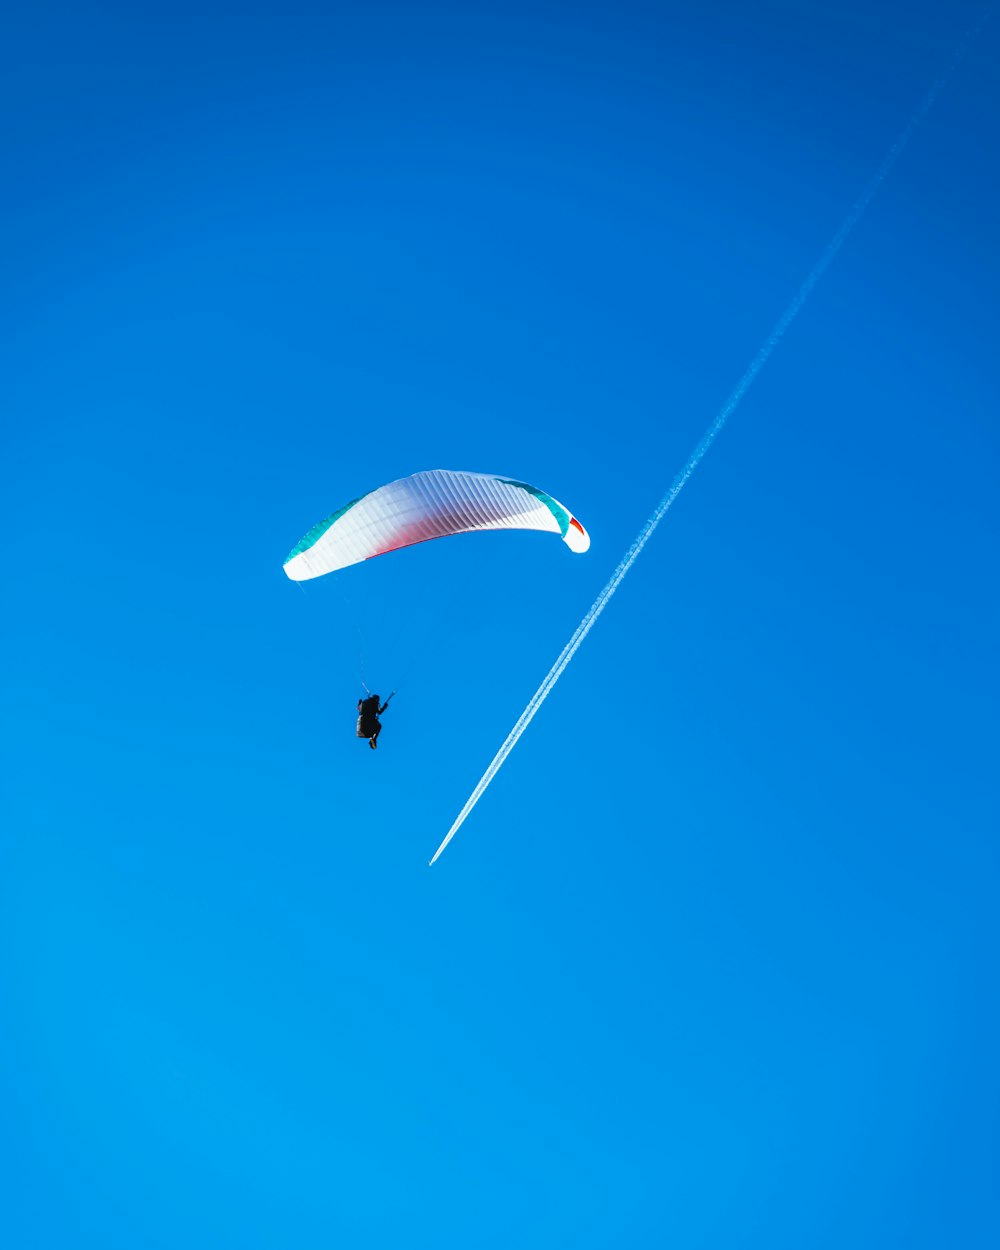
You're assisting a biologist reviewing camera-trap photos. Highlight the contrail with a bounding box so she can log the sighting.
[429,13,991,865]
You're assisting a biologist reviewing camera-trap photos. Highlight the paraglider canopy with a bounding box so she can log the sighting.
[284,469,590,582]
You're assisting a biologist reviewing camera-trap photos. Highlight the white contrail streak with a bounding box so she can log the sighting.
[429,16,990,865]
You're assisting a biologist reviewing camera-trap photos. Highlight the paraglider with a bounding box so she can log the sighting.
[356,692,392,749]
[284,469,590,753]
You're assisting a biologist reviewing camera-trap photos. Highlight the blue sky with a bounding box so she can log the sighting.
[2,3,998,1246]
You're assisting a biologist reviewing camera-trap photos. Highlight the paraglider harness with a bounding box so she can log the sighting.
[357,691,394,740]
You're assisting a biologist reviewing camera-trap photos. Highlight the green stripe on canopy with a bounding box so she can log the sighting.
[501,479,570,537]
[285,494,366,563]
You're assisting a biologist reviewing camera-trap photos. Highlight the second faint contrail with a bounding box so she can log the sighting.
[429,16,988,865]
